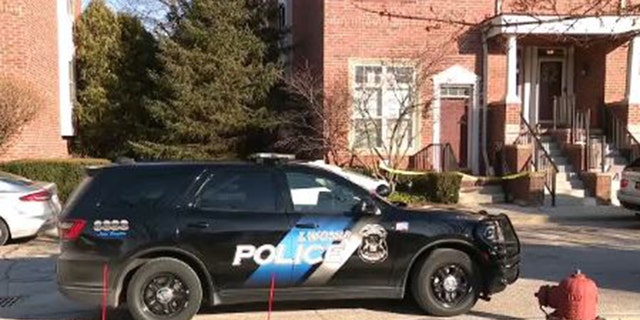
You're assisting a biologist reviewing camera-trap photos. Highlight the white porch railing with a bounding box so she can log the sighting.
[553,94,575,130]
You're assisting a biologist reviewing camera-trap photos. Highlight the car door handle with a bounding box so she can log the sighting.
[295,223,318,229]
[187,222,210,229]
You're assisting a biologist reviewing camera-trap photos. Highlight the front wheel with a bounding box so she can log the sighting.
[411,249,480,316]
[126,258,203,320]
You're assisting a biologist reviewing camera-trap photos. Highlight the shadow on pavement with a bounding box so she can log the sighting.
[521,243,640,293]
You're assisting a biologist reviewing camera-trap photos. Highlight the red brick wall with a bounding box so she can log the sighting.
[605,41,629,104]
[292,0,324,74]
[575,45,606,128]
[0,0,68,161]
[321,0,493,155]
[501,0,619,14]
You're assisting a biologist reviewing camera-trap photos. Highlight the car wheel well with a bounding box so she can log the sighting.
[118,251,213,306]
[404,243,483,298]
[0,217,11,242]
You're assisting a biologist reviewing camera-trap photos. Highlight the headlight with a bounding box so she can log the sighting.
[477,220,505,244]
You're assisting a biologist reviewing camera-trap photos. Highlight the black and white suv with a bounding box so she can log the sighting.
[57,155,520,320]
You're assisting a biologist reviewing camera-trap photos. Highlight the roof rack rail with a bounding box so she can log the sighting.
[248,153,295,165]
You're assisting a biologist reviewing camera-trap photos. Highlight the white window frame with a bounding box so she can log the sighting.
[349,61,419,154]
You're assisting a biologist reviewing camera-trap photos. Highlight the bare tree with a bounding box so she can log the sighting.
[279,37,455,187]
[347,44,453,186]
[0,77,41,154]
[276,63,352,164]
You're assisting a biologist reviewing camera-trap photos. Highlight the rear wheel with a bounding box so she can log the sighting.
[126,258,203,320]
[411,249,480,316]
[0,220,10,246]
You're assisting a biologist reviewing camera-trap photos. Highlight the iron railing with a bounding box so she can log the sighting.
[408,143,459,172]
[519,114,558,206]
[604,107,640,165]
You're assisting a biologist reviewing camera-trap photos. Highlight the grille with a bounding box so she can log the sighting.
[497,214,520,256]
[0,296,21,308]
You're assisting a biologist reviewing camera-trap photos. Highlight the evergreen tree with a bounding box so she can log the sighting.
[74,1,157,158]
[74,0,121,157]
[131,0,279,160]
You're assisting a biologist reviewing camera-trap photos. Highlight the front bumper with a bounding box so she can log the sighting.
[483,255,520,295]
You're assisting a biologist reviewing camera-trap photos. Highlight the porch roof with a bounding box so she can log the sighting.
[485,14,640,39]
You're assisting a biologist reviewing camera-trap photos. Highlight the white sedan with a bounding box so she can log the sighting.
[304,160,391,196]
[0,171,61,245]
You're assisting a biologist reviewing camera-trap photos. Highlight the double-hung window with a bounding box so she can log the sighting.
[351,64,416,150]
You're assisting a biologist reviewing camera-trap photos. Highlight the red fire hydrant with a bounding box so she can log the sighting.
[535,270,599,320]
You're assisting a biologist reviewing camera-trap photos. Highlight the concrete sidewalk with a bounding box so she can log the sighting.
[458,203,639,226]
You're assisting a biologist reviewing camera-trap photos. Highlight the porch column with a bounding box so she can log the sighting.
[627,36,640,104]
[505,35,520,104]
[627,36,640,140]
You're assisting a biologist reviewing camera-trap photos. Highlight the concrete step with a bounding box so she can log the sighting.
[556,164,573,173]
[549,156,570,165]
[556,171,579,182]
[547,149,563,157]
[540,135,554,142]
[545,194,598,206]
[459,185,503,195]
[458,185,505,204]
[605,156,628,166]
[555,178,585,190]
[458,192,505,204]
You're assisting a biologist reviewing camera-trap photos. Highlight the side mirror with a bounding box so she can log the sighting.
[375,184,391,197]
[356,198,381,216]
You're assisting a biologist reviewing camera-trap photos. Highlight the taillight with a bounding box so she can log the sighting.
[19,189,52,202]
[59,219,87,240]
[621,179,629,188]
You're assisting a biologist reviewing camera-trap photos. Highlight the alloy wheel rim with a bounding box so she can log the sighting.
[430,264,471,307]
[142,273,190,317]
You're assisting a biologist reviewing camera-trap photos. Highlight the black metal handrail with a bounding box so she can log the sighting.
[408,143,459,172]
[520,114,558,206]
[604,107,640,165]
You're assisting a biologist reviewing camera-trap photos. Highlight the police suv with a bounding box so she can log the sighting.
[57,154,520,320]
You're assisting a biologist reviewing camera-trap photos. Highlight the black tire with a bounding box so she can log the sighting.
[0,219,10,246]
[411,249,480,317]
[127,258,203,320]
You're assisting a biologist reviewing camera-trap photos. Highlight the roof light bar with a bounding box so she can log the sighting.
[249,153,295,164]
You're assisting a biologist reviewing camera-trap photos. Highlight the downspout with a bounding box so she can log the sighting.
[482,32,493,176]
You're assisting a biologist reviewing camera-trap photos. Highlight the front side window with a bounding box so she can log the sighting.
[352,64,416,150]
[286,171,362,215]
[196,171,277,213]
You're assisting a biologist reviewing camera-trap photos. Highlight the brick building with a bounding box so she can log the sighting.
[0,0,80,161]
[283,0,640,188]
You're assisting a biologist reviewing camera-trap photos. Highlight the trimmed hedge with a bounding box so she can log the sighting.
[0,158,110,203]
[395,172,462,204]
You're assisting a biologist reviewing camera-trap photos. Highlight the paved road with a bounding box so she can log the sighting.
[0,206,639,320]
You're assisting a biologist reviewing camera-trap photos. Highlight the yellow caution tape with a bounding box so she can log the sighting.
[379,162,531,181]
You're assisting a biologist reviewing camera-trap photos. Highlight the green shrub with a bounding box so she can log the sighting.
[0,158,110,202]
[395,172,462,204]
[388,192,427,205]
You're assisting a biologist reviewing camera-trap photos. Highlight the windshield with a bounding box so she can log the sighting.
[342,168,378,181]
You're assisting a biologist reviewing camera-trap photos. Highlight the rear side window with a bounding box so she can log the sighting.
[195,171,277,213]
[100,172,196,209]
